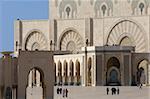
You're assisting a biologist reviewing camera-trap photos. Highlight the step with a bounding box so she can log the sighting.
[54,86,150,99]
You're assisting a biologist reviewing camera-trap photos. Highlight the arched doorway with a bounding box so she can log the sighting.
[137,60,149,85]
[107,57,121,86]
[26,68,44,99]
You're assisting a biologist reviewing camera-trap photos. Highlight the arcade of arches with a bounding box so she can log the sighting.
[0,46,150,99]
[55,59,81,86]
[53,46,150,86]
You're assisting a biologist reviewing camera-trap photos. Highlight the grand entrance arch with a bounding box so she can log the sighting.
[106,57,121,86]
[106,20,147,52]
[18,51,54,99]
[26,68,44,99]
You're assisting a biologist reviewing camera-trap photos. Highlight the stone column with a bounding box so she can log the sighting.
[82,56,85,86]
[28,72,32,87]
[12,88,17,99]
[36,70,40,87]
[92,55,96,86]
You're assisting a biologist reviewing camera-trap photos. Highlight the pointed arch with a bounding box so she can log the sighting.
[24,30,48,51]
[94,0,113,17]
[59,0,77,18]
[59,29,84,53]
[131,0,149,15]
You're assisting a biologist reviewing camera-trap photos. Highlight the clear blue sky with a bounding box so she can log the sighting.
[0,0,49,56]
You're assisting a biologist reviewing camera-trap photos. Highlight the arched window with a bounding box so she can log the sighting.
[59,1,77,18]
[139,3,144,15]
[94,0,113,17]
[101,5,107,16]
[66,6,71,18]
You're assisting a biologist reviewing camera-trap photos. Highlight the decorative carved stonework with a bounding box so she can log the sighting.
[60,30,83,53]
[107,20,147,52]
[25,31,48,51]
[59,0,77,18]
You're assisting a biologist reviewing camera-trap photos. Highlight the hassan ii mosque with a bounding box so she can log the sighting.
[0,0,150,99]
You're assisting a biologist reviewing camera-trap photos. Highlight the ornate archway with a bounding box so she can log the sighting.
[107,20,147,52]
[25,31,48,51]
[26,68,44,99]
[60,30,84,53]
[106,57,121,85]
[107,67,120,86]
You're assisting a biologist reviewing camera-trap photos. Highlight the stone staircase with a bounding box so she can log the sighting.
[54,86,150,99]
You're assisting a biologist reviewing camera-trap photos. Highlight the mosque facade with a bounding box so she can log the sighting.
[0,0,150,99]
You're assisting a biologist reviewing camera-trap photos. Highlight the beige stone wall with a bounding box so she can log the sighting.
[56,19,86,49]
[49,0,150,19]
[18,51,54,99]
[14,0,150,54]
[102,16,150,52]
[14,20,50,56]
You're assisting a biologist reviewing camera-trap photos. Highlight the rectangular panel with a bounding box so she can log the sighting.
[124,55,129,86]
[96,55,102,86]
